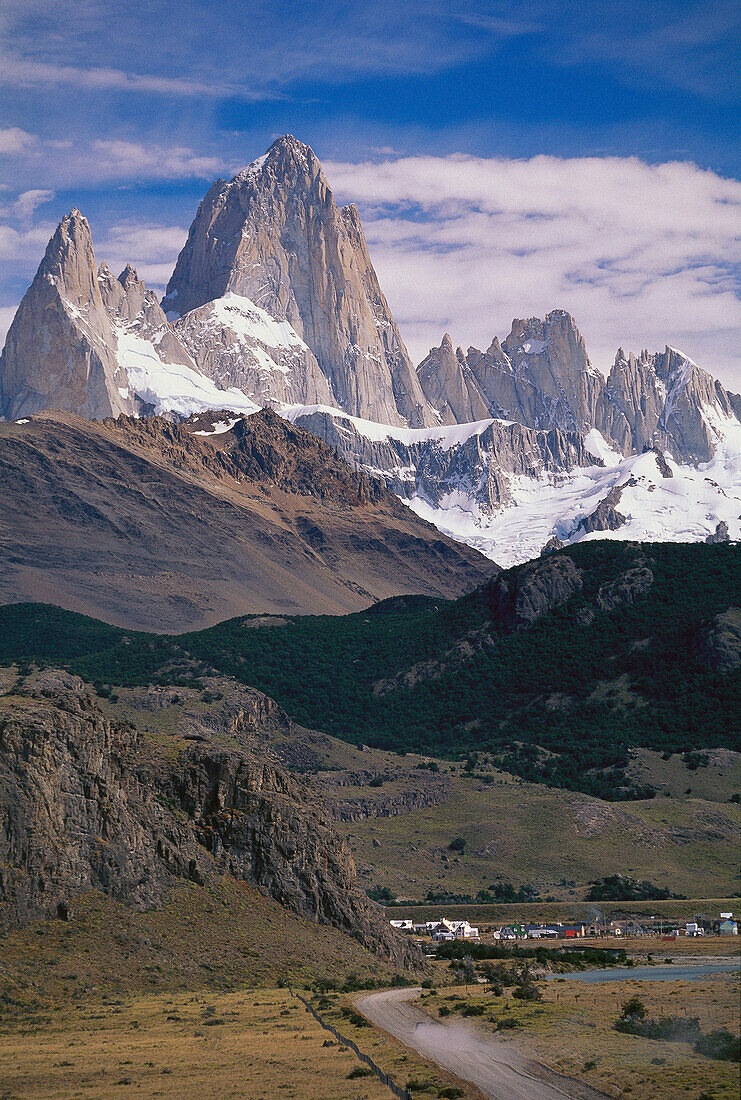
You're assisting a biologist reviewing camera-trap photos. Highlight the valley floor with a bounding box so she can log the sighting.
[0,988,397,1100]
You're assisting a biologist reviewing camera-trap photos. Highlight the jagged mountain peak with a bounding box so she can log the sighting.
[420,309,602,433]
[231,135,321,189]
[163,137,435,426]
[0,207,138,421]
[118,262,141,290]
[37,207,99,304]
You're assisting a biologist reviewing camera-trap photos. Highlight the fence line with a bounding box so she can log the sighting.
[289,987,412,1100]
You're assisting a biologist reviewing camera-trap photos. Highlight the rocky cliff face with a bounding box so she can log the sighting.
[417,334,490,425]
[0,211,138,421]
[289,405,591,513]
[0,670,417,966]
[164,136,434,426]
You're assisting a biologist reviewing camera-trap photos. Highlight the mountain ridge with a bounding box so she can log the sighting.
[1,134,739,567]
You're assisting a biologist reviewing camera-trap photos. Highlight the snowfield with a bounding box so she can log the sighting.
[115,329,260,418]
[406,421,741,567]
[107,314,740,568]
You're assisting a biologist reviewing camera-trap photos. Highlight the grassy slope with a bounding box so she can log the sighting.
[340,774,741,902]
[0,880,397,1004]
[96,682,741,900]
[386,899,741,925]
[0,542,738,798]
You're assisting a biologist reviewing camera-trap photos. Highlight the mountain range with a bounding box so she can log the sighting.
[1,134,739,572]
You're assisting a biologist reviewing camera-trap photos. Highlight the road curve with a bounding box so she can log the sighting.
[355,988,606,1100]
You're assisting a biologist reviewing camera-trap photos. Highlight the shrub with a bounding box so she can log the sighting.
[513,978,542,1002]
[347,1065,373,1079]
[694,1029,740,1062]
[448,837,466,853]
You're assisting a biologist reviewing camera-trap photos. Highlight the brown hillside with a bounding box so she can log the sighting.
[0,408,494,631]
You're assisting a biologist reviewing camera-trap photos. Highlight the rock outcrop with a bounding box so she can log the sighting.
[706,520,730,545]
[419,311,604,434]
[418,335,490,424]
[289,406,592,513]
[694,607,741,672]
[164,136,435,427]
[596,346,738,463]
[0,670,211,926]
[577,485,627,534]
[0,671,417,966]
[595,566,654,611]
[486,553,583,630]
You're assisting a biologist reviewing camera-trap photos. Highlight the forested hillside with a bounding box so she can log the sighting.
[1,542,738,799]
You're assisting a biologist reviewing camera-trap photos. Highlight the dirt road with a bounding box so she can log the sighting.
[355,988,605,1100]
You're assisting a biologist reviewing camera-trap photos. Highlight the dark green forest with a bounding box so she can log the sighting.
[1,542,739,799]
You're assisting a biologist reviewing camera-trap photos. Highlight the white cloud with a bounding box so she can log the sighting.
[325,154,741,390]
[0,134,230,188]
[13,189,55,220]
[0,127,37,154]
[91,141,225,181]
[97,222,188,291]
[0,221,57,261]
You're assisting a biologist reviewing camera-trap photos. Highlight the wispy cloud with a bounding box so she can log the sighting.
[0,54,277,100]
[325,153,741,388]
[0,136,231,188]
[91,141,226,180]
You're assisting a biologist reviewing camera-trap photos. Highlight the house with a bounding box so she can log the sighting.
[559,923,586,938]
[719,918,738,936]
[525,924,560,939]
[500,924,526,940]
[389,919,414,932]
[428,918,479,941]
[685,922,704,937]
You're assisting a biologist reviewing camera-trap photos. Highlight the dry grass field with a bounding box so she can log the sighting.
[419,969,740,1099]
[0,988,400,1100]
[0,883,483,1100]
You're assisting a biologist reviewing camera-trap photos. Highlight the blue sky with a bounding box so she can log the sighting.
[1,0,740,384]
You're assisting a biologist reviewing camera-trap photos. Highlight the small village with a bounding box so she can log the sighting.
[390,911,740,943]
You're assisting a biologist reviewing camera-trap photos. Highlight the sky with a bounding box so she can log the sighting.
[1,0,739,386]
